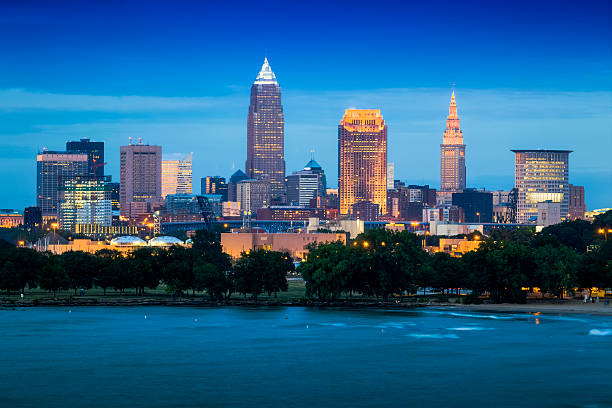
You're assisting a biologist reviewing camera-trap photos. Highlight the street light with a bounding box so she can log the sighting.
[476,212,481,223]
[599,228,611,241]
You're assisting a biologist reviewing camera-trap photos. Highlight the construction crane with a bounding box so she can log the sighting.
[196,195,215,231]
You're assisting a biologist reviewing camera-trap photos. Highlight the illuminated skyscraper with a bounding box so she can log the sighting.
[59,176,112,231]
[66,138,105,177]
[245,58,286,198]
[338,109,387,215]
[36,151,88,217]
[512,149,571,223]
[440,91,466,192]
[120,144,162,219]
[162,153,193,198]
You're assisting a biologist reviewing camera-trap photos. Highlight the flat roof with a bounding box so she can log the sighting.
[511,149,573,153]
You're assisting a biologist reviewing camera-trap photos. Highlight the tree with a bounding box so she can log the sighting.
[263,251,291,297]
[538,220,595,253]
[193,261,227,300]
[533,244,581,298]
[39,256,70,297]
[95,249,123,295]
[233,249,290,302]
[131,247,162,295]
[60,251,96,295]
[299,242,352,300]
[0,261,20,295]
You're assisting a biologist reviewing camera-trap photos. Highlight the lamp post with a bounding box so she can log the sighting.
[476,212,481,223]
[599,228,612,241]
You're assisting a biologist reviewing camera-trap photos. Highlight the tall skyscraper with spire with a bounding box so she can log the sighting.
[245,58,286,198]
[440,91,466,192]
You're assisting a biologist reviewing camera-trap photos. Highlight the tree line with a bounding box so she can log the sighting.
[0,230,294,301]
[299,211,612,303]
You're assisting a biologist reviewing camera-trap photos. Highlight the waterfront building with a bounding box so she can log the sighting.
[24,206,42,229]
[202,176,228,201]
[221,231,346,260]
[228,169,248,202]
[119,144,162,219]
[66,138,105,177]
[452,188,493,223]
[338,109,387,215]
[440,91,466,192]
[568,184,586,220]
[512,149,571,223]
[162,153,193,198]
[236,178,271,214]
[58,175,112,231]
[245,58,286,198]
[37,150,88,216]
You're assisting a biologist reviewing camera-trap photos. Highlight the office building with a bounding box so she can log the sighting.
[537,201,562,227]
[286,159,326,207]
[165,194,201,214]
[245,58,286,197]
[338,109,387,215]
[387,163,395,190]
[58,176,112,231]
[568,184,586,220]
[236,179,271,214]
[228,169,248,202]
[350,201,380,221]
[105,182,120,211]
[512,149,571,223]
[0,210,23,228]
[161,153,193,198]
[66,138,105,177]
[24,206,42,229]
[202,176,228,201]
[119,144,162,219]
[452,189,493,223]
[37,151,89,216]
[304,157,327,197]
[440,91,466,192]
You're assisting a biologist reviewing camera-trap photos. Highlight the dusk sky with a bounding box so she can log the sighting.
[1,0,611,209]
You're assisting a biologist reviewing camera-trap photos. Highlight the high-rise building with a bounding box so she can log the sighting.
[245,58,286,198]
[568,184,586,220]
[338,109,387,215]
[228,169,248,202]
[286,158,327,207]
[59,176,112,231]
[512,149,571,223]
[440,91,466,192]
[37,151,89,216]
[162,153,193,198]
[119,144,162,219]
[452,188,493,223]
[24,206,42,229]
[387,163,395,190]
[236,179,271,214]
[105,182,120,211]
[66,138,105,177]
[202,176,228,201]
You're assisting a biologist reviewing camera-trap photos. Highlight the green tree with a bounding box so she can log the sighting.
[0,260,20,295]
[130,247,162,295]
[263,251,291,297]
[60,251,96,295]
[95,249,123,295]
[193,260,227,300]
[533,244,581,298]
[39,256,70,297]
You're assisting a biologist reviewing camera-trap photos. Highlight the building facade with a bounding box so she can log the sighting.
[66,138,105,177]
[228,170,248,202]
[236,179,271,214]
[37,151,89,216]
[568,184,586,220]
[24,206,42,229]
[58,176,112,231]
[452,189,493,223]
[338,109,387,215]
[119,144,162,219]
[286,159,326,207]
[245,58,286,198]
[513,149,571,223]
[161,153,193,198]
[202,176,228,201]
[440,91,466,192]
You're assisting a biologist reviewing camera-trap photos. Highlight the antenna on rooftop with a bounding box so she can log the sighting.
[310,149,315,160]
[138,137,143,145]
[128,137,132,145]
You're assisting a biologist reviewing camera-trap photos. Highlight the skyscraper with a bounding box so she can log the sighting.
[440,91,466,192]
[338,109,387,215]
[245,58,286,198]
[287,158,327,207]
[162,153,193,198]
[512,149,571,223]
[59,175,112,231]
[568,184,586,220]
[37,151,89,217]
[202,176,228,201]
[120,144,162,219]
[66,138,105,177]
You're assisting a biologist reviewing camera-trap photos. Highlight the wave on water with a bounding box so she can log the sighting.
[448,312,514,320]
[406,333,459,339]
[319,323,347,328]
[588,329,612,336]
[446,327,494,331]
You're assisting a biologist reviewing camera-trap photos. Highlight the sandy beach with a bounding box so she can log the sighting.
[439,302,612,316]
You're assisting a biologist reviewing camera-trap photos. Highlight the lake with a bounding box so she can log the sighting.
[1,306,611,407]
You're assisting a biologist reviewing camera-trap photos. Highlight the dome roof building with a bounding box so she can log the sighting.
[109,236,147,247]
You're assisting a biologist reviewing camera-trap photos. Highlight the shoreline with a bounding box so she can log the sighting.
[2,297,612,316]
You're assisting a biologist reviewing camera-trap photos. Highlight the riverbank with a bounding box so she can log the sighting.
[2,296,612,315]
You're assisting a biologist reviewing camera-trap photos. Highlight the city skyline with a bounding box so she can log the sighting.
[0,1,611,209]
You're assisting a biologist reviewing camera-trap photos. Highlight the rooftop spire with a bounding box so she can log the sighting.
[254,57,278,85]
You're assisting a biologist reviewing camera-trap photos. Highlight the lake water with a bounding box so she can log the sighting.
[1,306,611,408]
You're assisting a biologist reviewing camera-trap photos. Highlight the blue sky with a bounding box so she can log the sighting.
[0,0,611,209]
